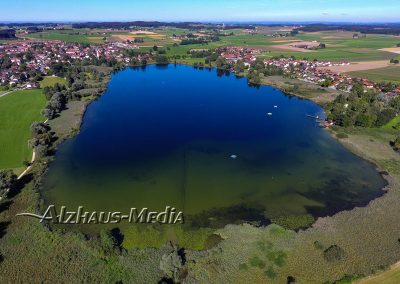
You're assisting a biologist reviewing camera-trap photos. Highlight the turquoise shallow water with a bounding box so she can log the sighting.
[41,65,386,233]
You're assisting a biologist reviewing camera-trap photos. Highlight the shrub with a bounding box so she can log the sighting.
[323,245,346,262]
[0,170,17,198]
[271,214,314,230]
[264,266,277,279]
[249,255,266,269]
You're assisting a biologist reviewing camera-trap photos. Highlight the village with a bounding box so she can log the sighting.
[0,40,399,100]
[219,46,400,98]
[0,40,148,88]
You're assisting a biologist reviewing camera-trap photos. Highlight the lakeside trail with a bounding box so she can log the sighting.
[0,87,28,98]
[17,118,48,180]
[0,90,15,98]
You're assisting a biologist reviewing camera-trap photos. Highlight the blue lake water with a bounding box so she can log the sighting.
[42,64,386,235]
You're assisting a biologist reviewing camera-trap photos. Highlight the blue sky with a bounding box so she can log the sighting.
[3,0,400,22]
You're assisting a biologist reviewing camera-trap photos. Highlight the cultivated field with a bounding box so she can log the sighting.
[15,27,400,64]
[320,60,392,73]
[349,66,400,83]
[22,30,106,44]
[380,47,400,54]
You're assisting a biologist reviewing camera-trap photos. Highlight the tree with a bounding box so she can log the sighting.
[323,245,346,262]
[42,108,56,119]
[376,108,397,127]
[215,56,230,70]
[35,144,49,158]
[392,136,400,151]
[320,79,332,87]
[155,55,169,65]
[351,82,365,97]
[159,246,185,283]
[99,228,123,254]
[48,92,66,112]
[234,60,246,73]
[355,113,376,127]
[0,170,17,199]
[247,70,261,85]
[31,122,50,137]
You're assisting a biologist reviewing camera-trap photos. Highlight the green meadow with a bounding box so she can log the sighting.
[40,76,67,88]
[382,115,400,130]
[23,30,105,44]
[148,28,400,62]
[0,89,46,171]
[19,27,400,63]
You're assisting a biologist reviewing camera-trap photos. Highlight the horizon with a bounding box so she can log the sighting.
[2,0,400,23]
[2,20,400,25]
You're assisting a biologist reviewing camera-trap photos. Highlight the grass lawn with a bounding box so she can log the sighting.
[39,76,67,88]
[349,66,400,83]
[0,89,46,170]
[382,116,400,130]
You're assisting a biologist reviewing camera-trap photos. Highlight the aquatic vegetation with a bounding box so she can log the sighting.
[270,214,315,231]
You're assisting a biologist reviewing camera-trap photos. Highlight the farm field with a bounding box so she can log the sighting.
[15,27,400,64]
[349,66,400,83]
[152,28,400,62]
[0,89,46,171]
[22,30,106,44]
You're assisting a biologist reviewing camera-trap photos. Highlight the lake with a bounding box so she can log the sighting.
[42,65,386,245]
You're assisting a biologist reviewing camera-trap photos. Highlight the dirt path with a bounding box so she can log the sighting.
[0,90,15,98]
[17,119,49,180]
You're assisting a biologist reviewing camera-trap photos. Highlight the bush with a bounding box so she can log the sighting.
[323,245,346,262]
[155,55,169,65]
[249,256,266,268]
[0,170,17,198]
[271,214,315,230]
[35,144,49,158]
[393,136,400,151]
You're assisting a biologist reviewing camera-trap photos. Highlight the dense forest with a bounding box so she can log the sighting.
[0,29,16,39]
[297,24,400,35]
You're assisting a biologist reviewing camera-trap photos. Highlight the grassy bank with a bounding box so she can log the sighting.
[39,76,67,88]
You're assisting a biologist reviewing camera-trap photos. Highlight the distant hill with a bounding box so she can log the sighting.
[0,29,16,39]
[297,24,400,35]
[71,21,255,30]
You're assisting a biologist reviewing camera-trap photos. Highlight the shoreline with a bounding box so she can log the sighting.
[21,64,399,281]
[37,64,395,215]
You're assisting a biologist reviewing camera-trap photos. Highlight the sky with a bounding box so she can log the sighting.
[2,0,400,23]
